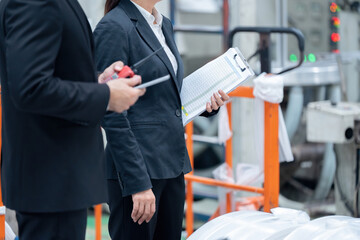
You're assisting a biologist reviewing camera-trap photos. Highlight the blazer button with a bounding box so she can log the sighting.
[175,109,181,117]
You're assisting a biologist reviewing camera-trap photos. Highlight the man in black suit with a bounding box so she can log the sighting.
[0,0,145,239]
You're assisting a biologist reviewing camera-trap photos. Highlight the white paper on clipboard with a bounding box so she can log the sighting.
[180,47,255,126]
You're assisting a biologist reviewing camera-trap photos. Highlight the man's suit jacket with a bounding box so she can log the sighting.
[0,0,110,212]
[94,0,216,197]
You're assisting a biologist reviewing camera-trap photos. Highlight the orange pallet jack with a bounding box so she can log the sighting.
[184,86,280,236]
[184,26,304,236]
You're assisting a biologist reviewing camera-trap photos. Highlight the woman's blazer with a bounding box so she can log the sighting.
[94,0,193,196]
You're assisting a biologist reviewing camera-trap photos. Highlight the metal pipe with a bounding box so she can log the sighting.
[228,86,254,98]
[275,0,282,67]
[174,25,223,34]
[222,0,230,50]
[185,122,194,236]
[276,0,288,68]
[336,54,348,102]
[260,33,271,73]
[314,143,336,200]
[284,87,304,140]
[0,92,4,240]
[94,205,102,240]
[281,0,288,67]
[225,102,233,213]
[263,102,280,212]
[170,0,176,25]
[185,175,265,194]
[316,86,327,101]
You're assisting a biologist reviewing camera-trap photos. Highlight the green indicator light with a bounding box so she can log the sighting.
[289,54,298,62]
[304,55,307,62]
[308,53,316,62]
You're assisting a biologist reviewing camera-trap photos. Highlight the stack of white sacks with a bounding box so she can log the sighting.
[188,208,360,240]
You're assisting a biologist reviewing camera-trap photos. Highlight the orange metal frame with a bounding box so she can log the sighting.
[0,91,5,240]
[185,86,279,236]
[94,204,102,240]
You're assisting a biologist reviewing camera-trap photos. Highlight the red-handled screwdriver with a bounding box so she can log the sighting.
[103,47,163,83]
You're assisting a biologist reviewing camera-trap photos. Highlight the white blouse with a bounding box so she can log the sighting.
[131,1,178,75]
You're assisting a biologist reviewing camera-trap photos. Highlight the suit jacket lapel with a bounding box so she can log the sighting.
[65,0,93,51]
[119,0,180,92]
[162,20,184,91]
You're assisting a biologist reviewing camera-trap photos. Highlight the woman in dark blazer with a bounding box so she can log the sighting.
[94,0,229,239]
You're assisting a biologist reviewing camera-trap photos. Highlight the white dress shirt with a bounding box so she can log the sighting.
[131,1,178,75]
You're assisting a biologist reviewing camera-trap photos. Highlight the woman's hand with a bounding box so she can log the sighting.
[206,90,230,113]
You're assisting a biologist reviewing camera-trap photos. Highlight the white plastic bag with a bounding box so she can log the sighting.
[5,221,16,240]
[253,73,294,168]
[235,163,263,186]
[218,104,232,144]
[212,163,235,215]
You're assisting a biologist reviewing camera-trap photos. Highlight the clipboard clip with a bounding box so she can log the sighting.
[233,54,247,72]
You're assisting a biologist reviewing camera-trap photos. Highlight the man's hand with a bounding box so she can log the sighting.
[131,189,156,225]
[106,76,146,113]
[98,61,124,84]
[206,89,230,112]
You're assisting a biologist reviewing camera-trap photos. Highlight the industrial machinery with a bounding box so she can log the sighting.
[307,100,360,216]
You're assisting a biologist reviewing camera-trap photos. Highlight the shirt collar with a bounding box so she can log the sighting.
[131,1,163,27]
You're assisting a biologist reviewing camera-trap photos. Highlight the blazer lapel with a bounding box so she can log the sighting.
[162,20,184,91]
[119,0,180,91]
[65,0,93,50]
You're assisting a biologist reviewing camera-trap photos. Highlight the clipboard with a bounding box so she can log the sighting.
[180,47,255,126]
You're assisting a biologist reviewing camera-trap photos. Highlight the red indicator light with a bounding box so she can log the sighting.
[332,49,340,53]
[331,33,340,42]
